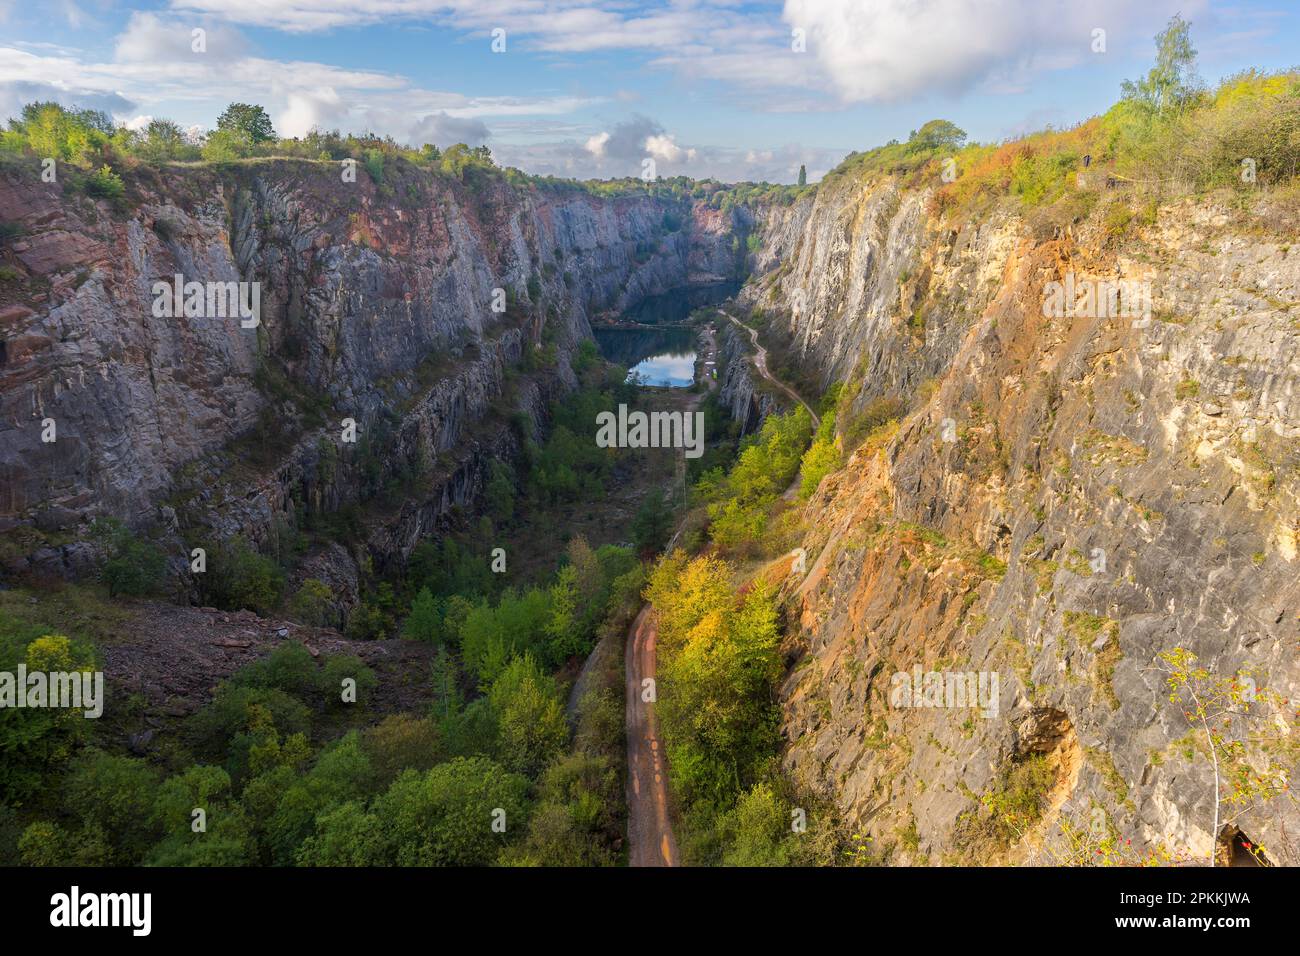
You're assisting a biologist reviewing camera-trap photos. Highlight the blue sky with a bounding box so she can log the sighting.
[0,1,1295,183]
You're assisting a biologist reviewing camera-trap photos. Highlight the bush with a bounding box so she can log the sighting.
[187,684,312,763]
[361,714,443,787]
[64,751,161,864]
[289,578,335,628]
[488,654,568,777]
[321,653,378,707]
[81,164,124,200]
[0,628,97,801]
[201,128,252,162]
[206,537,284,614]
[231,642,320,699]
[402,587,441,643]
[90,518,166,598]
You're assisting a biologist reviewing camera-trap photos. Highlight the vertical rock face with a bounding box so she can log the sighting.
[0,162,743,578]
[748,174,1300,864]
[715,323,781,434]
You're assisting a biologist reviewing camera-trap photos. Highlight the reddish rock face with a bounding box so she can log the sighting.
[742,174,1299,865]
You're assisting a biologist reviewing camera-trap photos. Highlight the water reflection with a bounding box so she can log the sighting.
[627,350,696,388]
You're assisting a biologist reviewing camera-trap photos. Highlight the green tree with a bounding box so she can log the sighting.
[544,566,585,662]
[137,119,189,161]
[152,765,232,835]
[64,751,161,864]
[403,586,442,643]
[201,127,252,162]
[797,164,807,187]
[361,714,442,787]
[908,119,967,152]
[18,821,109,867]
[294,801,384,866]
[489,654,569,776]
[370,757,530,865]
[145,764,255,867]
[0,631,97,801]
[720,782,791,866]
[631,488,673,555]
[484,460,516,525]
[216,103,276,143]
[208,536,284,614]
[503,752,621,866]
[1121,14,1200,115]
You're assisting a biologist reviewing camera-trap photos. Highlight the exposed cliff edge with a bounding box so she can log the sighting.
[742,170,1299,864]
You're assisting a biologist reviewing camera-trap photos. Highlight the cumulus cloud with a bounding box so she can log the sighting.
[0,16,594,148]
[644,133,695,164]
[782,0,1198,102]
[407,111,491,148]
[159,0,1201,108]
[278,89,347,139]
[114,11,247,62]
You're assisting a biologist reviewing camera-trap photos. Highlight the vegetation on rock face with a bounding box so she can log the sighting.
[695,407,812,554]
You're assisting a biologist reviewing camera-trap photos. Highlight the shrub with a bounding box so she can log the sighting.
[90,517,166,599]
[81,164,124,200]
[206,537,284,614]
[289,578,335,627]
[0,629,98,801]
[369,756,531,866]
[201,128,252,162]
[187,684,312,762]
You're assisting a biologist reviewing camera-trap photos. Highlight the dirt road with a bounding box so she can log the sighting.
[623,313,821,867]
[622,323,722,867]
[717,309,820,429]
[625,604,679,866]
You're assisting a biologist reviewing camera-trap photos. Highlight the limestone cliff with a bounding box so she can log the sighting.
[0,161,741,596]
[744,172,1299,865]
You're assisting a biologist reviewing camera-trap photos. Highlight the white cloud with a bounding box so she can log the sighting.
[0,13,597,145]
[115,11,246,62]
[644,133,694,164]
[166,0,735,49]
[278,89,345,139]
[781,0,1200,102]
[407,111,491,148]
[584,131,610,157]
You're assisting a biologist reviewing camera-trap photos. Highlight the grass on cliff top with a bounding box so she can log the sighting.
[821,64,1300,226]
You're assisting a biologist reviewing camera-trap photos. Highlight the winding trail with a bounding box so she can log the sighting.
[624,312,817,866]
[717,309,820,429]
